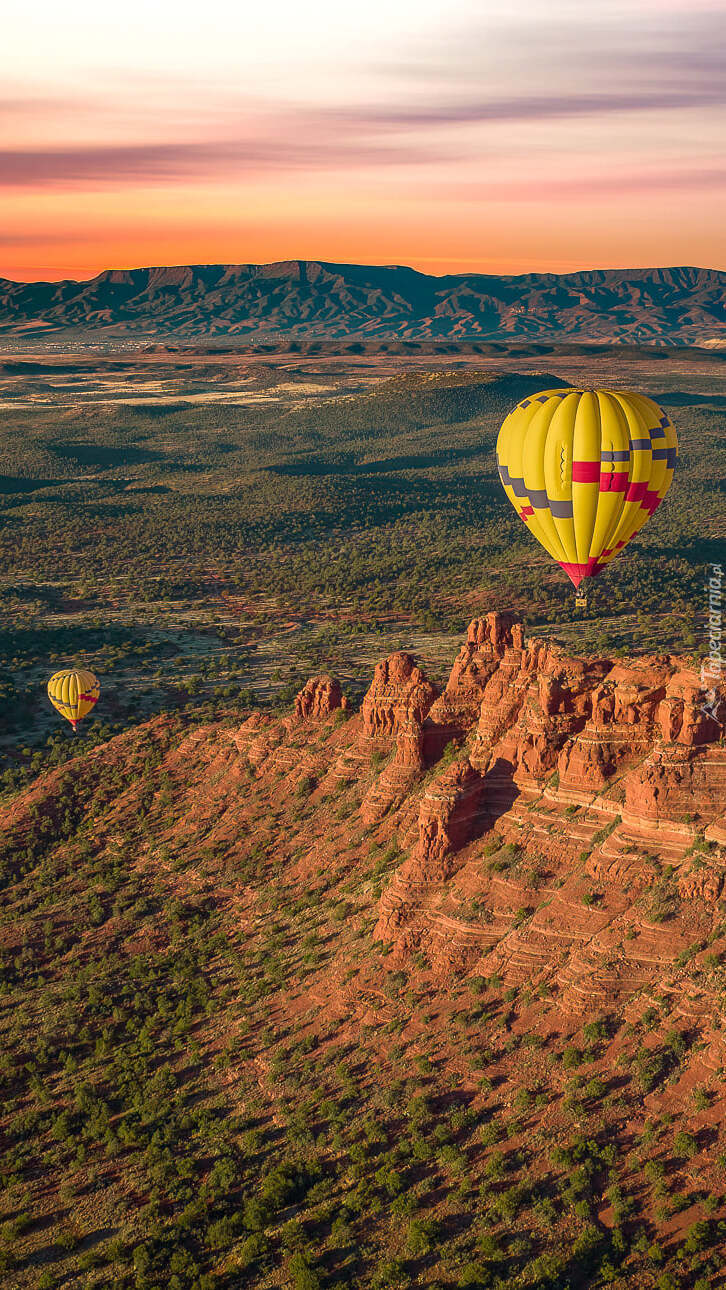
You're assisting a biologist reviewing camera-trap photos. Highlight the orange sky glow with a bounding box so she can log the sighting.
[2,0,725,281]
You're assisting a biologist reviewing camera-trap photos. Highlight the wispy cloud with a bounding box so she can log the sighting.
[0,133,458,188]
[0,231,81,246]
[2,80,725,191]
[380,5,726,89]
[2,0,725,275]
[3,2,725,191]
[454,165,726,202]
[334,86,726,130]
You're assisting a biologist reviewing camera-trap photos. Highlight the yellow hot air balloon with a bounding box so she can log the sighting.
[496,388,677,596]
[47,668,100,731]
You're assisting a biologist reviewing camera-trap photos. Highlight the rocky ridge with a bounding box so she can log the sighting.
[3,614,726,1285]
[233,611,726,1024]
[5,612,724,1060]
[2,261,725,344]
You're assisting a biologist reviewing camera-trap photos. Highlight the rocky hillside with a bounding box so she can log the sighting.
[1,261,725,345]
[240,613,726,991]
[2,616,726,1288]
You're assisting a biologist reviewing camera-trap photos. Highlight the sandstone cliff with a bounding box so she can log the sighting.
[5,611,726,1287]
[365,616,725,1017]
[222,612,725,1018]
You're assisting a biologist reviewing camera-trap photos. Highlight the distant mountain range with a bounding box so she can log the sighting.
[1,261,725,346]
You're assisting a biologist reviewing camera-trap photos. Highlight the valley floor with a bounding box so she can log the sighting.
[1,614,725,1289]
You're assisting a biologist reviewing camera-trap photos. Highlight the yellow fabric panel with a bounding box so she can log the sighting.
[495,408,522,514]
[595,391,675,563]
[571,391,601,563]
[543,391,579,565]
[629,391,679,508]
[587,392,628,561]
[602,393,652,557]
[76,668,100,720]
[628,393,667,502]
[522,396,569,563]
[542,393,578,502]
[496,400,554,554]
[661,413,678,498]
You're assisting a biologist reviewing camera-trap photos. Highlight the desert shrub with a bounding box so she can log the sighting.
[583,1018,609,1044]
[457,1263,490,1289]
[635,1049,669,1093]
[371,1257,410,1288]
[562,1045,582,1068]
[572,1222,603,1260]
[287,1252,322,1290]
[673,1129,698,1159]
[405,1217,439,1255]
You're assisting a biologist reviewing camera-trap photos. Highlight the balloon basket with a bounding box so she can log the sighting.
[574,595,588,610]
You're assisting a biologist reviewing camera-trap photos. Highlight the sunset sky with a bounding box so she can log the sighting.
[2,0,725,281]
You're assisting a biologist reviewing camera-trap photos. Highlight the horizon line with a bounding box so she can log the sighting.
[2,258,724,288]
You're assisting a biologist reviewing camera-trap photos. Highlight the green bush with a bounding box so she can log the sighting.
[288,1252,322,1290]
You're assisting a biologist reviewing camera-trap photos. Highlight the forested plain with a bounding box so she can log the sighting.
[0,355,722,771]
[0,351,725,1289]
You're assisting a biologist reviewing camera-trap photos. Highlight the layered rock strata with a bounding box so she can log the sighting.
[366,614,725,1009]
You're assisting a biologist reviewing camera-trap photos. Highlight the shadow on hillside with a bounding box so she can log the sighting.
[51,441,164,467]
[657,391,726,408]
[482,758,520,825]
[0,475,64,493]
[267,444,487,476]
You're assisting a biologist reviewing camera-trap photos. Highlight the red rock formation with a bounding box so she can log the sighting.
[374,757,488,943]
[658,669,726,745]
[370,617,725,996]
[472,640,610,783]
[361,652,437,738]
[227,617,725,999]
[425,612,524,758]
[18,609,723,1064]
[330,652,437,807]
[470,647,530,765]
[512,647,610,781]
[414,759,487,882]
[678,862,723,904]
[359,657,437,824]
[616,667,726,825]
[558,658,674,796]
[231,712,282,768]
[294,674,345,720]
[361,714,430,826]
[594,658,672,729]
[394,715,426,770]
[624,745,726,825]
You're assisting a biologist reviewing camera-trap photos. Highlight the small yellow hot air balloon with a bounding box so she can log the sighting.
[47,668,100,731]
[496,388,677,595]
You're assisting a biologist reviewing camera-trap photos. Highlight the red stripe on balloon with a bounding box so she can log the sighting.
[601,470,629,492]
[572,461,600,483]
[626,482,662,514]
[557,558,605,588]
[642,492,662,516]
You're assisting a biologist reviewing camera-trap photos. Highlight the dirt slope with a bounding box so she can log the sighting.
[1,615,726,1288]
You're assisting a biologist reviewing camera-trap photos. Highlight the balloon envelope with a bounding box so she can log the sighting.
[496,388,677,588]
[47,668,100,730]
